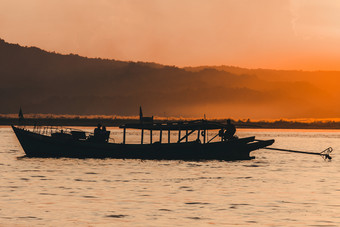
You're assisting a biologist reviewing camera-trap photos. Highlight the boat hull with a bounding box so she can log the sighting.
[12,126,274,161]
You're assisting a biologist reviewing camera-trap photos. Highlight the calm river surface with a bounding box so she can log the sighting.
[0,127,339,226]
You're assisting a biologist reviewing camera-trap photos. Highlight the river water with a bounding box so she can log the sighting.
[0,127,339,226]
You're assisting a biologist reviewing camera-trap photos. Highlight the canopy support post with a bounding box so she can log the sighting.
[150,129,153,144]
[186,130,188,143]
[141,128,144,144]
[168,130,170,143]
[159,129,162,143]
[178,129,181,143]
[203,129,206,144]
[123,127,126,144]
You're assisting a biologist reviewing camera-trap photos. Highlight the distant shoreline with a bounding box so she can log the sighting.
[2,117,340,129]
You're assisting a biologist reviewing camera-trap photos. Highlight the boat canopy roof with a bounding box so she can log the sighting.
[119,120,227,131]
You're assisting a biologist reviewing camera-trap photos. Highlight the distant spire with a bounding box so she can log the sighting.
[19,107,24,119]
[139,106,143,119]
[18,107,24,125]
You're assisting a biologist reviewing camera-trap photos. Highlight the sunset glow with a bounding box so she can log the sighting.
[1,0,340,70]
[2,2,340,226]
[2,1,340,119]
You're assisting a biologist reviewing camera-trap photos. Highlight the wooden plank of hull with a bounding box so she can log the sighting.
[11,126,274,161]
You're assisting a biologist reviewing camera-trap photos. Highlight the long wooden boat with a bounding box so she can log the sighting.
[11,119,274,161]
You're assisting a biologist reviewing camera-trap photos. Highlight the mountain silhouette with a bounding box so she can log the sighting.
[0,38,338,119]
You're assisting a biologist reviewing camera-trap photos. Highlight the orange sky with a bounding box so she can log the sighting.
[1,0,340,70]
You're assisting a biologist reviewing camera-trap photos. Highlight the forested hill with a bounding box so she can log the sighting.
[1,38,339,119]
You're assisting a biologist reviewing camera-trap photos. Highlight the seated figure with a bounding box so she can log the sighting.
[94,124,102,137]
[91,124,110,143]
[223,119,236,141]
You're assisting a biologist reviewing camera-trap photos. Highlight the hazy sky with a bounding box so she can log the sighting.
[1,0,340,70]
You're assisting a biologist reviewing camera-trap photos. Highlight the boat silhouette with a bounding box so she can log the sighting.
[11,118,274,160]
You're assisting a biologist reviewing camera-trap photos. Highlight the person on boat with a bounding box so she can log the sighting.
[219,128,225,138]
[224,119,236,141]
[101,125,109,142]
[93,124,110,142]
[94,124,102,137]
